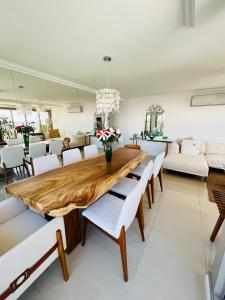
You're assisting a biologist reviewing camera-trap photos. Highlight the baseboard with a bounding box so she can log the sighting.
[205,273,214,300]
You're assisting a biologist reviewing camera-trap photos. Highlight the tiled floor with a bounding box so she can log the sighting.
[1,171,219,300]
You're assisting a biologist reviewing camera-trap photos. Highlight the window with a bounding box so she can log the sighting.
[0,107,52,133]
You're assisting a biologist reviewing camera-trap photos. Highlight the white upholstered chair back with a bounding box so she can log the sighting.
[83,144,98,159]
[153,152,165,178]
[29,142,46,159]
[33,154,60,175]
[6,138,23,146]
[62,148,82,166]
[1,146,24,168]
[29,136,41,143]
[49,140,63,156]
[115,160,153,236]
[0,197,68,299]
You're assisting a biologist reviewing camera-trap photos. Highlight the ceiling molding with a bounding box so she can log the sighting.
[0,98,61,107]
[0,59,96,94]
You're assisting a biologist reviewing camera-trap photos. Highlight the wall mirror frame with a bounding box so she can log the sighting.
[144,104,164,137]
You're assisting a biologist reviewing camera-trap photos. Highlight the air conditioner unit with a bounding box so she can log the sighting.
[67,104,83,113]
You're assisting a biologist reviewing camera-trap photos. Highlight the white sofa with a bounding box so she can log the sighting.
[163,140,225,178]
[0,197,68,299]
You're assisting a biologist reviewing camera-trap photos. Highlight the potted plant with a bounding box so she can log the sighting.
[96,128,121,162]
[0,117,15,142]
[15,125,34,147]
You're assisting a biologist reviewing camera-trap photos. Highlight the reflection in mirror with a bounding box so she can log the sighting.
[0,66,95,144]
[144,104,164,138]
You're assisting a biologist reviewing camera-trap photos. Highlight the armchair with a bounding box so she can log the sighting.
[0,197,69,299]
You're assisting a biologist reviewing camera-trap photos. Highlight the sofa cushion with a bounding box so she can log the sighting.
[0,209,47,255]
[163,153,209,177]
[181,140,201,155]
[205,154,225,169]
[207,142,225,155]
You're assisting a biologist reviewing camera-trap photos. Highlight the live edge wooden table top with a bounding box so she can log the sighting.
[5,148,147,217]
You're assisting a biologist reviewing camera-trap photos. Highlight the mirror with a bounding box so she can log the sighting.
[144,104,164,138]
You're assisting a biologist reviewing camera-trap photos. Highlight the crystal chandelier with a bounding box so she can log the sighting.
[96,56,120,128]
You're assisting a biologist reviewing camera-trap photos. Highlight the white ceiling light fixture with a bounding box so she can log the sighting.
[96,56,120,128]
[182,0,195,28]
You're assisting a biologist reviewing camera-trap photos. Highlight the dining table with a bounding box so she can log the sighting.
[5,147,147,254]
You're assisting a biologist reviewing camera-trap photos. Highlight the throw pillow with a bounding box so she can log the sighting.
[207,142,225,155]
[181,140,201,155]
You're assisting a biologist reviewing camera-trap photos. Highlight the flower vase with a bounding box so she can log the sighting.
[23,134,29,148]
[105,144,113,163]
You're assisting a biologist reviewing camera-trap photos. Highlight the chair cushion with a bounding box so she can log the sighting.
[130,164,145,178]
[0,197,28,225]
[205,154,225,170]
[163,153,209,177]
[0,210,47,255]
[82,193,123,238]
[110,177,139,197]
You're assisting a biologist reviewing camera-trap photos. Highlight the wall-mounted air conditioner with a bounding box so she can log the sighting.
[191,92,225,107]
[67,104,83,113]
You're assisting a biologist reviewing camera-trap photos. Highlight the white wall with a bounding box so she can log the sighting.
[113,92,225,144]
[52,100,96,136]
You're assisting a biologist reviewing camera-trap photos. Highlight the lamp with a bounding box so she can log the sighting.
[96,56,120,128]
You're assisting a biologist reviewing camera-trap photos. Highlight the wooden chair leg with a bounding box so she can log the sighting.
[82,217,88,246]
[145,183,151,209]
[137,198,145,242]
[158,168,163,192]
[150,176,155,203]
[210,215,224,242]
[23,159,30,177]
[119,226,128,282]
[56,229,69,281]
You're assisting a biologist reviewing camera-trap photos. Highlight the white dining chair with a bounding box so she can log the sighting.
[0,197,69,300]
[82,160,152,282]
[130,152,165,204]
[6,138,23,146]
[49,140,63,157]
[0,145,30,183]
[33,154,60,175]
[29,135,41,143]
[25,142,47,175]
[110,160,154,208]
[83,144,98,159]
[62,148,82,166]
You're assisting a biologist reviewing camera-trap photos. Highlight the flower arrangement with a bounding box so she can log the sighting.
[96,128,121,162]
[15,125,34,147]
[15,125,34,135]
[96,128,121,144]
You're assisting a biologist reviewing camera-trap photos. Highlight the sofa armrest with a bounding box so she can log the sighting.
[0,197,28,225]
[0,216,66,297]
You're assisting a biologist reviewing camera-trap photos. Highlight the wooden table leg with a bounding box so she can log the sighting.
[63,209,81,254]
[210,214,224,242]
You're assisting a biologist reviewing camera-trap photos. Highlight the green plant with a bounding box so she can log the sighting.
[0,117,15,141]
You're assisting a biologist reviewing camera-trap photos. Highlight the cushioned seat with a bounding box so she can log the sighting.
[82,194,123,238]
[163,153,209,177]
[110,177,139,197]
[0,209,47,255]
[130,164,145,177]
[205,154,225,170]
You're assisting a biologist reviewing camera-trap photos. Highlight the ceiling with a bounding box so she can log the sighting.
[0,0,225,98]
